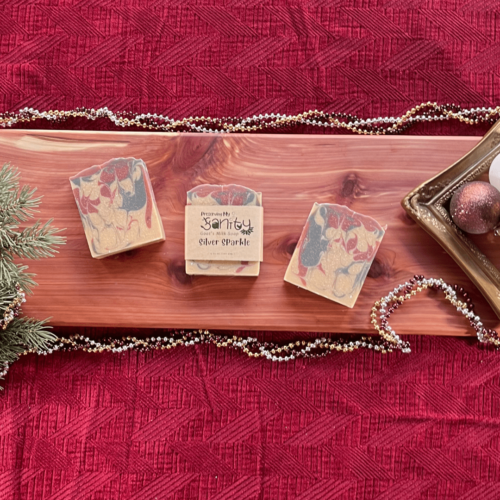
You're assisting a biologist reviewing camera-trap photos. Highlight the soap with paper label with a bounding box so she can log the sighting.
[70,157,165,259]
[284,203,384,308]
[186,184,262,276]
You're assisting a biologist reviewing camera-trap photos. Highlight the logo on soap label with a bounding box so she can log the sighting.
[200,211,254,236]
[185,205,263,262]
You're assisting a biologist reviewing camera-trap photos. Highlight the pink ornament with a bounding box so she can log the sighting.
[450,181,500,234]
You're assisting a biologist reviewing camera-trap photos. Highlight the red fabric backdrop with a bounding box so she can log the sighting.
[1,2,500,499]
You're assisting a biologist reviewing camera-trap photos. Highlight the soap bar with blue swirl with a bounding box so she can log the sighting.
[284,203,385,308]
[70,157,165,258]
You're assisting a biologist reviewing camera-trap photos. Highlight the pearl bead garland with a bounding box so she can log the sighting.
[0,275,497,384]
[0,103,497,135]
[1,284,25,331]
[372,275,499,350]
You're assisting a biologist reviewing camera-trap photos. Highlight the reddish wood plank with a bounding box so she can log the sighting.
[2,130,499,336]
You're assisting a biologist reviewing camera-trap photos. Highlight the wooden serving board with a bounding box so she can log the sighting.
[3,130,499,336]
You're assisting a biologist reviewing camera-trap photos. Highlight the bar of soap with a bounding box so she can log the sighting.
[70,157,165,259]
[186,184,262,276]
[284,203,385,308]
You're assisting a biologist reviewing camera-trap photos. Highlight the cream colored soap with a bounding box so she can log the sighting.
[285,203,385,308]
[186,184,262,276]
[70,157,165,259]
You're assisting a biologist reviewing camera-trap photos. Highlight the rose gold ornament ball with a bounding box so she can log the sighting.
[450,181,500,234]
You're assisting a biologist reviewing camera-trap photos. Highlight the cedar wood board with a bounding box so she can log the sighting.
[2,130,498,336]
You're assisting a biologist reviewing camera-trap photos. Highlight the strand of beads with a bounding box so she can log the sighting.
[1,284,26,330]
[19,330,397,361]
[5,275,498,386]
[1,103,498,135]
[372,275,500,348]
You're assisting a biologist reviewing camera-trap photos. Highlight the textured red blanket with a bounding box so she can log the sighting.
[0,2,498,499]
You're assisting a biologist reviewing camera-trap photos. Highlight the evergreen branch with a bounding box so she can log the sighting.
[0,163,42,225]
[0,162,18,196]
[4,220,65,259]
[0,318,56,388]
[0,162,66,387]
[0,283,19,308]
[0,223,20,249]
[7,317,56,350]
[0,258,37,294]
[0,256,16,284]
[0,184,41,223]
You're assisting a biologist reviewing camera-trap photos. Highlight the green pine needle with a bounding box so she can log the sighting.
[0,163,65,387]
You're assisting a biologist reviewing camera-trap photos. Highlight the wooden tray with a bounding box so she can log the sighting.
[3,130,499,336]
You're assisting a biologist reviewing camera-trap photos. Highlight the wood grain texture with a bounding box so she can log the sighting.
[2,130,499,336]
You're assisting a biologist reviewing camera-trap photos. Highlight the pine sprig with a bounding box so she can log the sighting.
[0,163,65,387]
[4,219,64,260]
[0,258,36,294]
[0,318,56,365]
[0,164,41,221]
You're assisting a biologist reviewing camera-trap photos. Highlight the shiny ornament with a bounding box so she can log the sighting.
[489,153,500,191]
[450,181,500,234]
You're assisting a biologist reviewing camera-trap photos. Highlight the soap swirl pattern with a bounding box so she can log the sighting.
[70,157,163,258]
[287,203,384,308]
[186,184,262,275]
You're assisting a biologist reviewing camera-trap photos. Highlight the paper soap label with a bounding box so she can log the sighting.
[185,205,263,262]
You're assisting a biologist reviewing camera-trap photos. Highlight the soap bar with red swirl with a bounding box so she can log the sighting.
[284,203,385,308]
[70,157,165,259]
[186,184,262,276]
